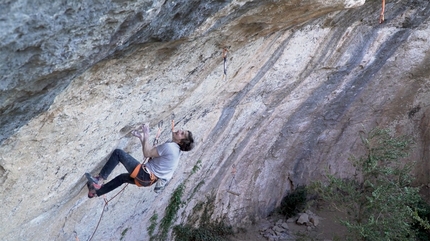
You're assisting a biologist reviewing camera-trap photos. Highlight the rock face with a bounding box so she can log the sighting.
[1,0,430,240]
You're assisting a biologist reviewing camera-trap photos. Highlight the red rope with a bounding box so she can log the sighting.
[87,184,129,241]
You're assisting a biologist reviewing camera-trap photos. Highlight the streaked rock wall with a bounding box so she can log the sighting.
[1,0,430,240]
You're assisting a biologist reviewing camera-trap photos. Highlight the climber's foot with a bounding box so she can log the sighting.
[85,173,102,189]
[86,182,98,198]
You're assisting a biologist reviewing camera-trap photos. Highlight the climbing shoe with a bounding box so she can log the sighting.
[154,178,168,193]
[85,173,102,198]
[86,182,98,198]
[85,173,102,189]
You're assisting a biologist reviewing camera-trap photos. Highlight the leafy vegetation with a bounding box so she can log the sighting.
[148,213,158,237]
[173,222,233,241]
[190,160,202,175]
[149,160,209,241]
[173,194,233,241]
[120,227,129,241]
[312,128,430,240]
[154,182,186,240]
[413,199,430,240]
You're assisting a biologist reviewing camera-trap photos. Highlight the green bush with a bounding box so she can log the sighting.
[173,194,233,241]
[147,213,158,237]
[173,222,233,241]
[413,198,430,240]
[312,128,430,240]
[148,159,205,241]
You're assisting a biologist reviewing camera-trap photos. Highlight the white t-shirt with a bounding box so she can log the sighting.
[145,141,181,180]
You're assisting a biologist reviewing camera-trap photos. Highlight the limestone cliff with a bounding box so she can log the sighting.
[1,0,430,240]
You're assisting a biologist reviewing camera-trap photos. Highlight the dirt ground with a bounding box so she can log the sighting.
[227,207,347,241]
[228,186,430,241]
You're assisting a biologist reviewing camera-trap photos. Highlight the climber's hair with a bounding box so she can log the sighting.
[179,131,195,152]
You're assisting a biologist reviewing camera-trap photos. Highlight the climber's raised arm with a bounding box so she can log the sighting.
[133,124,160,158]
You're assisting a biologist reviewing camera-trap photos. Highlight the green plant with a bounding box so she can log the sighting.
[412,198,430,240]
[173,194,233,241]
[149,159,204,241]
[190,160,202,175]
[312,128,429,240]
[120,227,129,241]
[148,212,158,237]
[158,183,186,240]
[173,222,233,241]
[278,185,308,218]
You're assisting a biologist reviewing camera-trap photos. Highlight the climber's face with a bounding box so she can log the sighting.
[172,129,189,143]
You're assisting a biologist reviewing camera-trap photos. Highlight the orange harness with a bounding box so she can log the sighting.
[130,164,157,187]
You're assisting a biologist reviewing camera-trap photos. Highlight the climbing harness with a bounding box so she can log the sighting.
[130,164,143,186]
[129,163,158,187]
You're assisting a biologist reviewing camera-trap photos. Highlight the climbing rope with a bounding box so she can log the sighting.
[227,164,240,196]
[87,184,129,241]
[84,119,167,241]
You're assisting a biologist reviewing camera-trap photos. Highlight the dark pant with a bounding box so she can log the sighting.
[96,149,152,196]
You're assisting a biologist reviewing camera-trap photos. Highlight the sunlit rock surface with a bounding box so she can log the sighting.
[1,0,430,240]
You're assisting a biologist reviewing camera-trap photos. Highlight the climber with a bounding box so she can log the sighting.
[85,123,195,198]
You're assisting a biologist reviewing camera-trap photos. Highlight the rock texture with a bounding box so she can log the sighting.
[1,0,430,240]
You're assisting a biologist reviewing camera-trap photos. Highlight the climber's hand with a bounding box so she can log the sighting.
[132,123,149,141]
[141,124,150,136]
[132,129,144,140]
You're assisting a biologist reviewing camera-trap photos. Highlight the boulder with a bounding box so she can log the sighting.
[297,213,310,225]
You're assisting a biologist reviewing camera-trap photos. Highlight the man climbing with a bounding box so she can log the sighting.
[85,123,195,198]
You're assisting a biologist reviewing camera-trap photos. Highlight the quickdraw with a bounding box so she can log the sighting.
[223,48,228,76]
[171,113,175,132]
[154,120,163,146]
[380,0,385,24]
[222,48,228,81]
